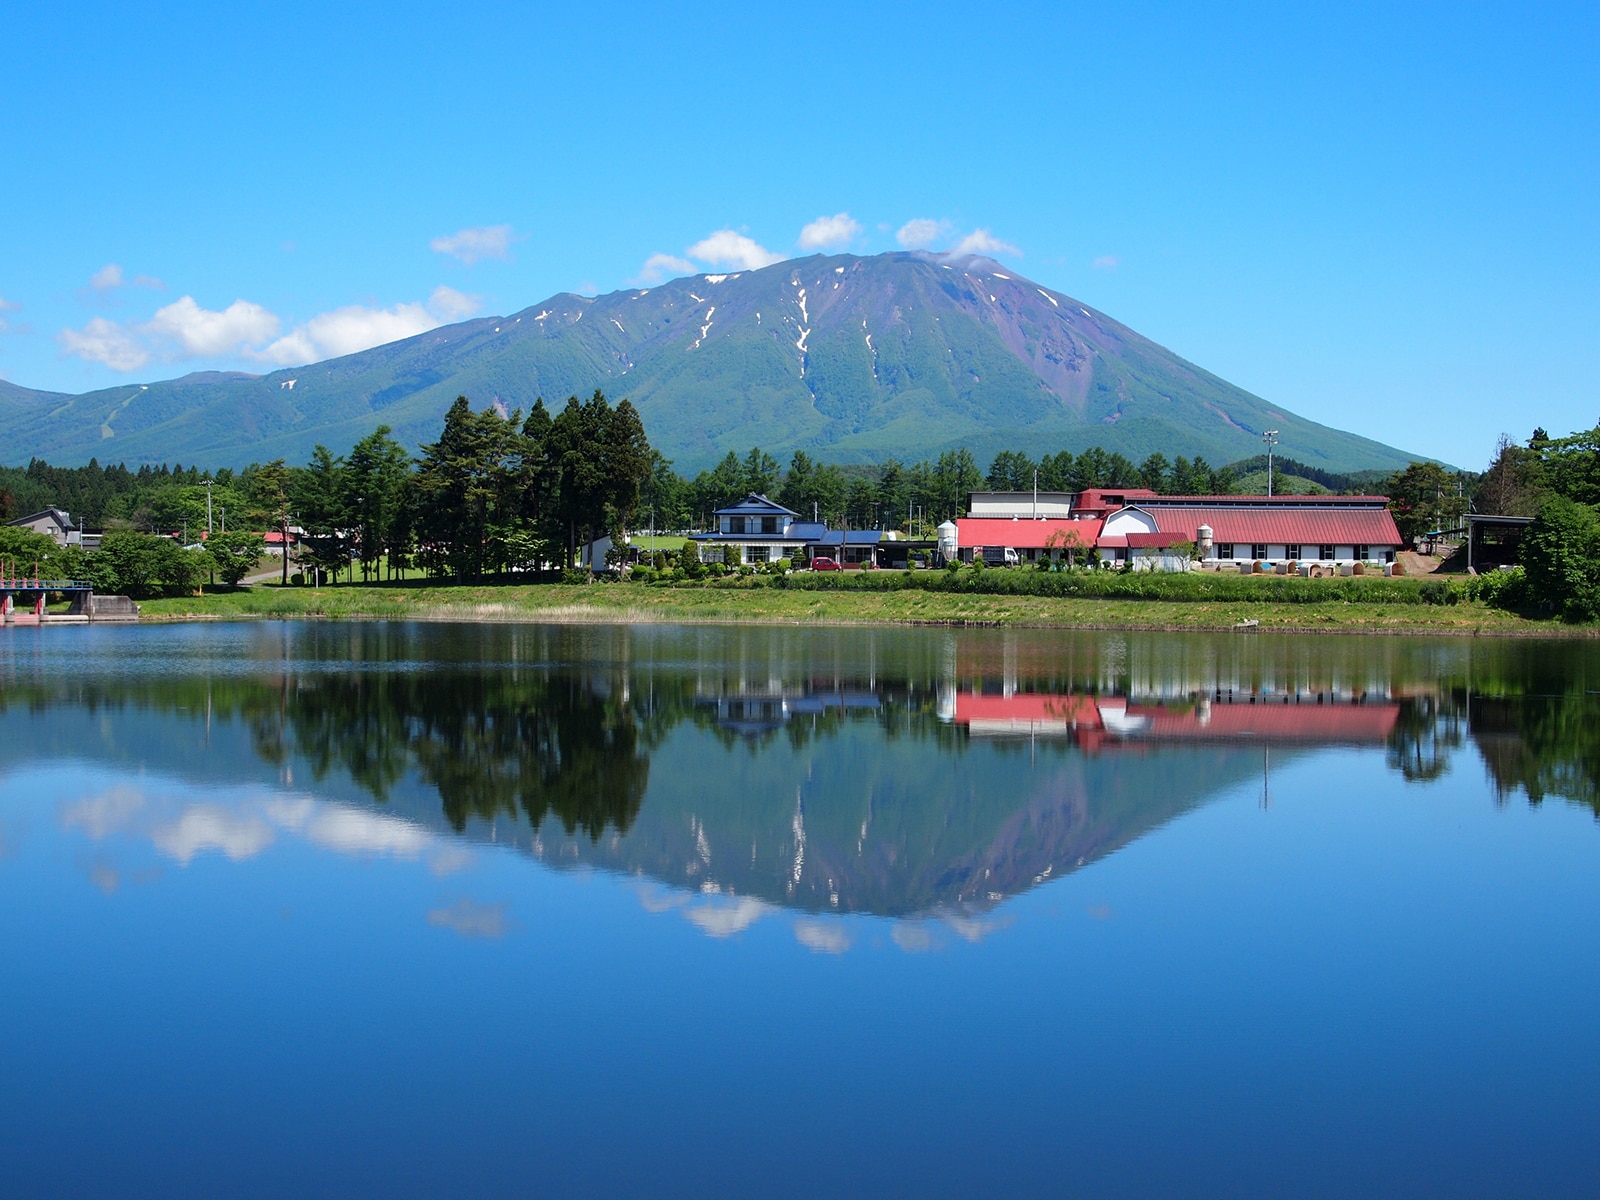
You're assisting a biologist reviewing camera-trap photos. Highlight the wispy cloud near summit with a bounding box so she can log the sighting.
[798,213,860,250]
[430,225,516,264]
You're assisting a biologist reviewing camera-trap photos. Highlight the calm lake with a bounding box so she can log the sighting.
[3,621,1599,1198]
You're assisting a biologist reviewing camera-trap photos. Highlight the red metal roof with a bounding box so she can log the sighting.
[1074,488,1158,513]
[1124,503,1402,546]
[955,517,1102,549]
[953,692,1399,744]
[1136,494,1392,505]
[1125,531,1186,548]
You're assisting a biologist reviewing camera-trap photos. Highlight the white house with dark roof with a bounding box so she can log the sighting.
[691,495,813,565]
[690,494,886,566]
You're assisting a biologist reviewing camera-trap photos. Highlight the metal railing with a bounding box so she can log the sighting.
[0,578,95,591]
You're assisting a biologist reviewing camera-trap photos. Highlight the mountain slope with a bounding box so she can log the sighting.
[0,252,1425,472]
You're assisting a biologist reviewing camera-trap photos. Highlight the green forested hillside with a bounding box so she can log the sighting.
[0,252,1426,473]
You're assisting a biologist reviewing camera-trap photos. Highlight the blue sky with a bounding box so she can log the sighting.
[1,0,1594,468]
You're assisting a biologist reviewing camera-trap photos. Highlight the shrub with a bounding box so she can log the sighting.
[1522,497,1600,621]
[1474,565,1529,609]
[561,567,590,585]
[89,530,209,598]
[207,530,266,587]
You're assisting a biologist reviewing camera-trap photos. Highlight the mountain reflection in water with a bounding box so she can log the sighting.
[2,622,1598,920]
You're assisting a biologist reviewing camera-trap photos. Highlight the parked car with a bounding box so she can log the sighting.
[811,556,841,571]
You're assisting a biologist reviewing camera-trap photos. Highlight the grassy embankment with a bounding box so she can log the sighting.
[133,572,1583,635]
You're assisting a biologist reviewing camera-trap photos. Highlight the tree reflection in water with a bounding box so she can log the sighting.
[262,670,656,837]
[4,625,1600,915]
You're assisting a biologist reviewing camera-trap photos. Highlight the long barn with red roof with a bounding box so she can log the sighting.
[953,490,1402,571]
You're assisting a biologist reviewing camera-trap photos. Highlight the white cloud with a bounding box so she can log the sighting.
[686,229,785,271]
[301,807,433,858]
[145,296,281,357]
[897,218,947,249]
[61,785,147,838]
[87,264,163,291]
[427,899,508,938]
[58,284,482,373]
[430,224,515,264]
[793,919,851,953]
[892,923,937,953]
[631,252,696,286]
[57,316,151,371]
[1092,255,1119,271]
[255,295,453,366]
[151,805,275,865]
[0,295,18,311]
[683,896,769,937]
[950,228,1021,258]
[942,912,1014,942]
[798,212,861,251]
[427,285,482,322]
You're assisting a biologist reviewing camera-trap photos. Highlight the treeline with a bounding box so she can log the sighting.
[258,390,653,584]
[1479,424,1600,622]
[0,458,251,532]
[0,389,653,593]
[641,444,1240,532]
[1223,454,1387,494]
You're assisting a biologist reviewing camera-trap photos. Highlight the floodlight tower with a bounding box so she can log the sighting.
[1262,430,1280,497]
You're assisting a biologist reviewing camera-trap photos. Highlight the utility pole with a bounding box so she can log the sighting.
[1033,467,1038,518]
[1262,430,1280,497]
[201,477,214,536]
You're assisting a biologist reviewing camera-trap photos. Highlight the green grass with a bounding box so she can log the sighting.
[133,577,1585,636]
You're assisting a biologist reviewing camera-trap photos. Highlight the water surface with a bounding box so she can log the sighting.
[2,622,1598,1198]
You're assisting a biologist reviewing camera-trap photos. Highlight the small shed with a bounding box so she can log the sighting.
[1466,515,1532,572]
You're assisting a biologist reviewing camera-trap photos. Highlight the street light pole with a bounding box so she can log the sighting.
[1262,430,1280,497]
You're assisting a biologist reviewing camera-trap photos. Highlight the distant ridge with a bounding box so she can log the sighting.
[0,253,1425,473]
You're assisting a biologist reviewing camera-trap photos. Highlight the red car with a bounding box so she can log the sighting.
[811,556,841,571]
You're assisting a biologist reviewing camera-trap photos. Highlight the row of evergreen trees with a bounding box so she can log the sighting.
[243,391,652,584]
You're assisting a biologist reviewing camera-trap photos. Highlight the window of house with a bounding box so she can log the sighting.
[1319,544,1335,560]
[761,516,778,534]
[1214,543,1234,560]
[1285,543,1302,560]
[744,545,770,564]
[1250,543,1268,560]
[1355,544,1370,561]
